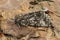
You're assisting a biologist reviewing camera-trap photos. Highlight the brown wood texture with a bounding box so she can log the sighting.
[0,0,60,40]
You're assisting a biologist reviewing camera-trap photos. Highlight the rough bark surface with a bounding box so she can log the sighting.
[0,0,60,40]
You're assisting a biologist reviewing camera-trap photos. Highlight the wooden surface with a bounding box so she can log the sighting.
[0,0,60,40]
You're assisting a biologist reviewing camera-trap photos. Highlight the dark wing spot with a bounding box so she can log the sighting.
[29,1,38,5]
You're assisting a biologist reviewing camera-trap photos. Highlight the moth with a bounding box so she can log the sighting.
[14,11,52,27]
